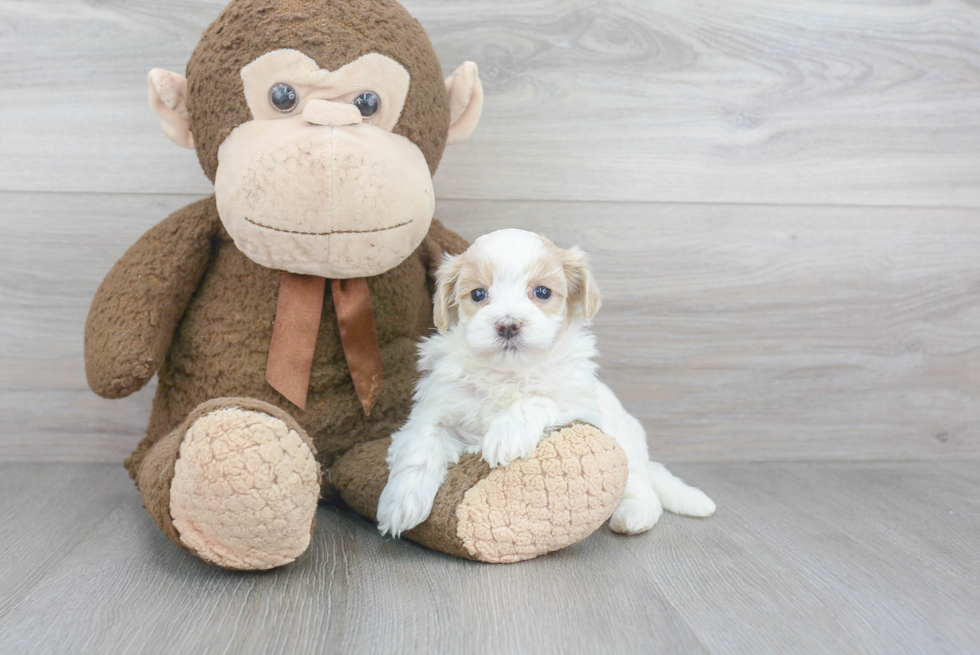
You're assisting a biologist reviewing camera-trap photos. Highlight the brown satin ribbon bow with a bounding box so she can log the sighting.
[266,272,384,416]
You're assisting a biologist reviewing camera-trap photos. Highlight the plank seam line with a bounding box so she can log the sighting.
[1,189,979,212]
[1,457,978,465]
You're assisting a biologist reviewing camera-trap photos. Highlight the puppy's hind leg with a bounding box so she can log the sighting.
[609,466,663,535]
[649,462,716,517]
[595,383,664,535]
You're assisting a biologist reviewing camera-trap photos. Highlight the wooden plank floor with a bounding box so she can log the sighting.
[0,462,977,654]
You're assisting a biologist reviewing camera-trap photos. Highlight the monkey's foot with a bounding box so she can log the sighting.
[137,398,321,571]
[332,423,628,564]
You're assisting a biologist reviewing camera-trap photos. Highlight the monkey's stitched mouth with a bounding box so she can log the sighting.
[242,215,413,236]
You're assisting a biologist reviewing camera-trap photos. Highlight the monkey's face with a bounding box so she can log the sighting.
[214,50,434,278]
[147,0,484,280]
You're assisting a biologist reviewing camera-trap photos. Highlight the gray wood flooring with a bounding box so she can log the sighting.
[0,462,977,654]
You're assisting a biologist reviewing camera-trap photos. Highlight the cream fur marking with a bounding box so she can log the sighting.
[378,229,715,539]
[170,408,320,570]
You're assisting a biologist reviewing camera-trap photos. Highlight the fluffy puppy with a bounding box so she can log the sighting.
[376,229,715,538]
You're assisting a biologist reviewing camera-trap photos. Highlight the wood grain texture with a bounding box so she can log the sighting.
[0,464,128,616]
[647,461,980,653]
[0,462,977,654]
[1,0,979,206]
[3,191,978,463]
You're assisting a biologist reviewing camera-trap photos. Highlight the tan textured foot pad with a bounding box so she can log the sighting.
[170,407,320,571]
[455,423,628,564]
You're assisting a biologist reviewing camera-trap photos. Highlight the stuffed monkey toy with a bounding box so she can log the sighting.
[85,0,628,570]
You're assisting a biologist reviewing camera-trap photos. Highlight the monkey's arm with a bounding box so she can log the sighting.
[85,197,220,399]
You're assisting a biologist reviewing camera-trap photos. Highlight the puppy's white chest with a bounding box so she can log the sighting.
[479,378,529,410]
[454,378,527,436]
[455,372,594,445]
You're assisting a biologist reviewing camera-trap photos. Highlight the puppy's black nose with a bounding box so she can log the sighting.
[496,319,522,340]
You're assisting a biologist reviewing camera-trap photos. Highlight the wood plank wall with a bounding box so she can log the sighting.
[1,0,978,462]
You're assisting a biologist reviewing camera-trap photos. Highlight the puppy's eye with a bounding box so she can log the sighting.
[270,83,299,113]
[470,289,487,303]
[533,286,552,300]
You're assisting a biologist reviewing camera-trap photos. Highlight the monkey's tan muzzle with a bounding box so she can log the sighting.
[215,117,435,279]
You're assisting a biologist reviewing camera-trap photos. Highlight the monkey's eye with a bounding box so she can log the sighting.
[470,289,488,303]
[269,83,299,113]
[533,286,552,300]
[352,91,381,118]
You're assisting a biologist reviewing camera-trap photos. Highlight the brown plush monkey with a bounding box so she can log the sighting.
[85,0,627,570]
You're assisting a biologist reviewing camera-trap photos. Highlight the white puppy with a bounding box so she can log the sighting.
[377,229,715,538]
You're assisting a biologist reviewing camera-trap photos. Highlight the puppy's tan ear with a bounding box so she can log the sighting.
[563,247,602,323]
[433,254,465,333]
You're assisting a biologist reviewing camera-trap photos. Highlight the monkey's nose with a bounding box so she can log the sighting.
[303,99,363,127]
[496,319,523,340]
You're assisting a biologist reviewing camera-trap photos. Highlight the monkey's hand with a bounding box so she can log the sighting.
[84,197,219,399]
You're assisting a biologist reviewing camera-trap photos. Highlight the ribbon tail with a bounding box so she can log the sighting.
[331,278,385,416]
[266,272,327,411]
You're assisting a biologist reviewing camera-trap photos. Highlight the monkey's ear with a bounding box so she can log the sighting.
[445,62,484,146]
[148,69,195,150]
[433,254,465,333]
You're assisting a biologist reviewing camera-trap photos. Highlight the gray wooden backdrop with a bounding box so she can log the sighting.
[2,0,979,463]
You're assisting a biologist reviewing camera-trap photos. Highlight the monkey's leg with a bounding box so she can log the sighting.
[331,423,628,564]
[131,398,321,571]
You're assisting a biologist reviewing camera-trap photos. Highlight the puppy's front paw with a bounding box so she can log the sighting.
[377,470,440,538]
[482,420,541,468]
[609,498,663,535]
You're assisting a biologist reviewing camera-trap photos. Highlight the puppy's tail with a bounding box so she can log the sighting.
[648,462,716,517]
